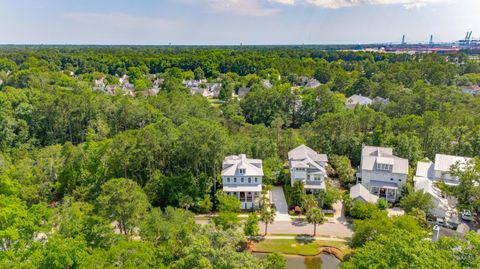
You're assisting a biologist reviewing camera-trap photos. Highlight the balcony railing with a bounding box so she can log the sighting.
[305,180,323,185]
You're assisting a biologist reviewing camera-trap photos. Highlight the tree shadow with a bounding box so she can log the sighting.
[294,234,315,244]
[292,220,308,226]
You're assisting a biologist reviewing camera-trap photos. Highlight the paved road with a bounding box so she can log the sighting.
[261,235,348,242]
[260,220,353,238]
[271,186,291,221]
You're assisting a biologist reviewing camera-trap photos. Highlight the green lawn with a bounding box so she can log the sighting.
[253,239,349,256]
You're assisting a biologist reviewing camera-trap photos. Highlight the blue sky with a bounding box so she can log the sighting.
[0,0,478,45]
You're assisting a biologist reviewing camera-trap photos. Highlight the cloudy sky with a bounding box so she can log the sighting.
[0,0,478,45]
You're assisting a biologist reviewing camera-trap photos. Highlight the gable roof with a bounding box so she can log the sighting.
[305,78,320,88]
[288,144,328,174]
[415,160,435,178]
[434,154,472,173]
[345,95,373,107]
[237,87,251,97]
[221,154,263,177]
[361,145,408,175]
[350,183,379,203]
[288,144,328,163]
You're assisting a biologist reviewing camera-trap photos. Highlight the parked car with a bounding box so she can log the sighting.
[461,210,473,221]
[435,218,446,227]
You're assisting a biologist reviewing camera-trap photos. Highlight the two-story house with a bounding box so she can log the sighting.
[288,144,328,195]
[221,154,263,209]
[357,145,408,202]
[414,154,472,221]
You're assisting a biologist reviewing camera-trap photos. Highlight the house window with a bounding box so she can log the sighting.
[234,178,237,183]
[239,169,245,174]
[227,178,230,183]
[398,179,402,182]
[390,178,394,181]
[377,163,393,171]
[241,178,244,183]
[248,178,251,183]
[254,178,257,183]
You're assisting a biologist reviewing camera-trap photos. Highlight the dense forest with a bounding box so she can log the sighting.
[1,46,480,268]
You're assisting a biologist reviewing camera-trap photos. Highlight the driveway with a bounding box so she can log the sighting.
[271,186,291,221]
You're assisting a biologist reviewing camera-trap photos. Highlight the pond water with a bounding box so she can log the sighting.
[254,252,341,269]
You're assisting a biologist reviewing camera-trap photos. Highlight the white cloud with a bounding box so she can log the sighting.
[203,0,448,17]
[304,0,448,9]
[268,0,296,5]
[208,0,280,16]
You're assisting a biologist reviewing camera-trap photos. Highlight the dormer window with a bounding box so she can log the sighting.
[239,169,246,174]
[377,163,392,171]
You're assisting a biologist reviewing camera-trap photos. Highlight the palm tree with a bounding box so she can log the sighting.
[305,207,325,236]
[260,208,275,236]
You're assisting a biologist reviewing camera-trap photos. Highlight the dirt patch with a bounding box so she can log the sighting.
[246,240,256,251]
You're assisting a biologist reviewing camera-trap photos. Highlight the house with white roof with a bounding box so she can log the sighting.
[262,79,273,89]
[207,83,222,98]
[221,154,263,209]
[357,145,409,202]
[305,78,321,88]
[288,145,328,194]
[350,183,379,203]
[345,95,373,109]
[460,85,480,95]
[93,78,106,91]
[414,154,472,220]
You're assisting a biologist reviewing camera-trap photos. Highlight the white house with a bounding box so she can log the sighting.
[414,154,472,221]
[221,154,263,209]
[357,145,409,202]
[288,144,328,195]
[345,95,373,109]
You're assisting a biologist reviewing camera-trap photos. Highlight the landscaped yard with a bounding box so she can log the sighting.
[253,239,350,256]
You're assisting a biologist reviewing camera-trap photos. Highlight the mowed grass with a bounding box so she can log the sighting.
[253,239,349,256]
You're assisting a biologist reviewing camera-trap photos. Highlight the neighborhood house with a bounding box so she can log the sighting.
[288,144,328,195]
[414,154,472,221]
[221,154,263,209]
[345,94,373,108]
[356,145,409,202]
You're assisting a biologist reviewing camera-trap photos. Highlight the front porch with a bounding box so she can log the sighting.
[223,185,262,209]
[369,180,399,202]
